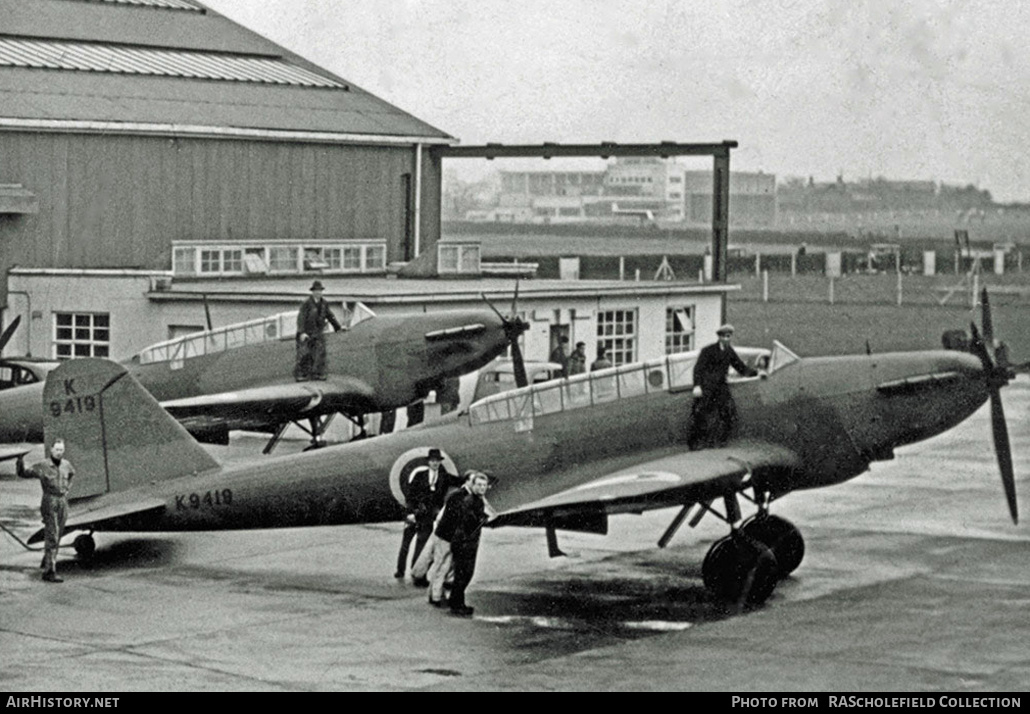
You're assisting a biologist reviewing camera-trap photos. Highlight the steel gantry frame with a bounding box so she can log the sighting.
[432,140,737,289]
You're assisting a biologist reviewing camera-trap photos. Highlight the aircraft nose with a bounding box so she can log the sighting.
[942,350,989,376]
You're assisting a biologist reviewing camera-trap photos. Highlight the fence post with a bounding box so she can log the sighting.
[635,268,640,282]
[754,253,761,278]
[619,256,625,281]
[763,269,769,303]
[971,271,979,309]
[828,275,834,304]
[896,270,903,306]
[791,253,797,276]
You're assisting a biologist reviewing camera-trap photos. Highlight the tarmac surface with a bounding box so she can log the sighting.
[1,379,1028,692]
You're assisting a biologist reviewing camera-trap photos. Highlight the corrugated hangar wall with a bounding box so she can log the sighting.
[0,131,442,305]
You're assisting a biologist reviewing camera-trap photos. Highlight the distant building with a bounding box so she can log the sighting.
[776,175,995,227]
[489,158,777,226]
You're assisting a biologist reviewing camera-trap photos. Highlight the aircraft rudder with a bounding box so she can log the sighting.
[44,358,219,498]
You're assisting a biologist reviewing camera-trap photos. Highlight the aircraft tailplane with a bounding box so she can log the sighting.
[43,358,220,499]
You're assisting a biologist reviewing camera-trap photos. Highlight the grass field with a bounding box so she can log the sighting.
[727,299,1028,358]
[456,225,1030,362]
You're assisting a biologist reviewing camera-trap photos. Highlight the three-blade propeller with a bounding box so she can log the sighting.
[969,288,1018,524]
[481,280,529,388]
[0,315,21,355]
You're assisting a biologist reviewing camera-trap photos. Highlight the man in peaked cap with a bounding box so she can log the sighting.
[689,324,757,449]
[294,280,343,381]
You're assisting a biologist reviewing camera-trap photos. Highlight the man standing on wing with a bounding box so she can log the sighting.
[689,324,757,449]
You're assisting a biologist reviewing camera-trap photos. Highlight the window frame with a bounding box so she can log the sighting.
[53,312,110,360]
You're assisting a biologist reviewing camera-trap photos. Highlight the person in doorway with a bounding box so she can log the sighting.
[17,439,74,582]
[568,342,587,376]
[395,448,459,584]
[689,324,757,449]
[294,280,343,381]
[590,345,613,371]
[434,471,493,617]
[550,336,570,378]
[568,342,585,375]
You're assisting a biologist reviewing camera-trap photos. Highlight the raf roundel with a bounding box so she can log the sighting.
[388,447,459,507]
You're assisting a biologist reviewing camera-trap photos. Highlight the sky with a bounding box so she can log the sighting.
[202,0,1030,202]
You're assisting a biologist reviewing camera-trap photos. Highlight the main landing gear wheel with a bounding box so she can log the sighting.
[701,534,779,605]
[73,533,96,560]
[740,514,805,577]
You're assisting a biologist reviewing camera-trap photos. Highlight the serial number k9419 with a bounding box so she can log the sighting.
[49,395,97,417]
[176,490,233,511]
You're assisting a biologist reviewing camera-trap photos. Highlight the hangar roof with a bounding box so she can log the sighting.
[0,0,453,142]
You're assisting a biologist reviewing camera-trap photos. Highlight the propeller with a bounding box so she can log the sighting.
[969,287,1018,524]
[0,315,21,355]
[482,279,529,388]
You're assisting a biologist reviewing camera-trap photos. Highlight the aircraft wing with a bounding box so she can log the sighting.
[0,446,30,463]
[491,441,799,528]
[160,377,376,432]
[27,498,166,544]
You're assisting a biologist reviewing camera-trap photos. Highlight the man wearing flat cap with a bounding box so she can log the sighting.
[396,447,459,584]
[295,280,343,381]
[690,324,757,449]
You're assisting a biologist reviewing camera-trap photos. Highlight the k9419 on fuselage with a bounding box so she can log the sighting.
[28,293,1018,605]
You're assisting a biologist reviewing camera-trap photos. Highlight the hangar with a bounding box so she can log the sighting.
[0,0,737,394]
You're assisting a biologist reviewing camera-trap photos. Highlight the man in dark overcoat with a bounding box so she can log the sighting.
[689,324,757,449]
[395,448,459,584]
[295,280,343,381]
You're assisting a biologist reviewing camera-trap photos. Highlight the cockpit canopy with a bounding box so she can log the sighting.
[468,344,795,427]
[135,302,375,367]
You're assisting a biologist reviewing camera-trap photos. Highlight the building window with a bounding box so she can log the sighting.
[438,244,480,274]
[366,245,386,270]
[665,307,695,354]
[268,247,299,272]
[597,309,637,365]
[199,249,221,274]
[173,247,196,275]
[54,312,109,359]
[223,249,242,273]
[342,246,362,270]
[323,247,342,270]
[172,242,387,276]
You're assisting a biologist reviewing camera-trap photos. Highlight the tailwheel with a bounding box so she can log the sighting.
[701,533,779,605]
[740,514,804,577]
[73,533,96,560]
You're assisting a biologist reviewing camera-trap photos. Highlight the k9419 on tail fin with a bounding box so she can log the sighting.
[44,358,219,499]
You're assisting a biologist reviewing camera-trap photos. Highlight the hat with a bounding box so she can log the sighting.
[310,280,325,291]
[427,448,443,461]
[576,341,585,348]
[716,324,735,336]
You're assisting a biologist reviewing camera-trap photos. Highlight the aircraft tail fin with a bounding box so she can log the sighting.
[43,358,220,499]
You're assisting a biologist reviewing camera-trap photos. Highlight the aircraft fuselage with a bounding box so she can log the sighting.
[0,308,509,443]
[77,348,992,536]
